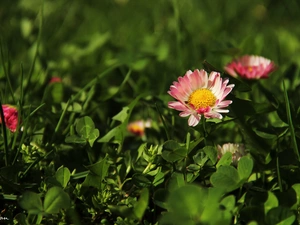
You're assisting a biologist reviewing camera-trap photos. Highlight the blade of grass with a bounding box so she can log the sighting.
[155,102,170,140]
[20,149,54,179]
[283,80,300,161]
[0,102,9,166]
[171,0,183,71]
[69,63,122,105]
[50,63,122,143]
[0,39,15,104]
[0,193,18,201]
[11,64,25,154]
[12,103,46,165]
[23,2,43,95]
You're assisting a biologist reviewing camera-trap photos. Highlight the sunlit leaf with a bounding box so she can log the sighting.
[210,166,240,192]
[265,206,295,225]
[55,166,71,188]
[44,187,70,214]
[133,188,149,220]
[18,191,43,214]
[237,156,253,181]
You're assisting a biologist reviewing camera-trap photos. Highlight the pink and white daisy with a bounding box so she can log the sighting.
[127,119,152,136]
[217,143,247,165]
[0,104,19,132]
[49,76,62,84]
[168,69,234,127]
[224,55,277,79]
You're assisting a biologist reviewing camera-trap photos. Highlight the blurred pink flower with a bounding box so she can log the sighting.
[217,143,246,165]
[0,105,18,132]
[49,77,62,84]
[224,55,277,79]
[127,120,151,136]
[168,69,234,127]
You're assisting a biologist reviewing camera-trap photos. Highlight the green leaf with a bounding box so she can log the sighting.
[65,116,99,146]
[216,152,232,168]
[201,188,231,224]
[248,222,259,225]
[88,128,99,147]
[65,135,86,144]
[162,140,187,162]
[237,156,253,181]
[264,192,279,214]
[203,146,218,164]
[86,157,110,177]
[167,185,207,217]
[98,95,142,144]
[160,185,231,225]
[167,172,185,192]
[220,195,236,211]
[152,171,165,186]
[159,213,195,225]
[14,213,30,225]
[55,166,71,188]
[187,137,204,153]
[291,184,300,209]
[97,126,122,143]
[50,82,63,103]
[76,116,95,139]
[265,206,295,225]
[112,106,129,122]
[133,188,149,220]
[210,166,240,192]
[253,128,277,139]
[132,174,152,188]
[18,191,43,214]
[61,102,82,112]
[44,186,70,214]
[153,189,169,209]
[82,157,110,190]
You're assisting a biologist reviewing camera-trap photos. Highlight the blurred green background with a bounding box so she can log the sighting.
[1,0,300,104]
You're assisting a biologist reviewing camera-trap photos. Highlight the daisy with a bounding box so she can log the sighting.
[224,55,277,79]
[49,77,62,84]
[168,69,234,127]
[127,119,151,136]
[217,143,247,165]
[0,104,19,132]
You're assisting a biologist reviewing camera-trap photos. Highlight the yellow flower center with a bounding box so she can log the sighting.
[247,66,253,72]
[188,89,216,109]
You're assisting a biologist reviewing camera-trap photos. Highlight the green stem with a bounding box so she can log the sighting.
[86,145,94,165]
[0,102,9,166]
[276,153,283,192]
[155,102,170,140]
[36,214,43,224]
[283,80,300,161]
[202,118,207,145]
[142,162,152,174]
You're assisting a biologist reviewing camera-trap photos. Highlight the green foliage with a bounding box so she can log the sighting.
[65,116,99,147]
[1,0,300,224]
[159,185,232,225]
[18,187,70,223]
[43,186,70,214]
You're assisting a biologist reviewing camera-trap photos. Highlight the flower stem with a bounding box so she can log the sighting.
[0,103,9,166]
[202,118,207,145]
